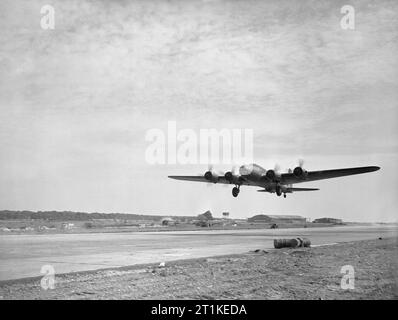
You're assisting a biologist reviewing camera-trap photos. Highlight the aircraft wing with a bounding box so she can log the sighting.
[168,175,254,186]
[281,166,380,185]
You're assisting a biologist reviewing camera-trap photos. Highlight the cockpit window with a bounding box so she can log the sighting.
[239,164,254,176]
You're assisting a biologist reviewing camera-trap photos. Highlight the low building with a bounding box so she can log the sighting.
[61,223,75,230]
[248,214,306,224]
[313,217,343,224]
[161,217,178,226]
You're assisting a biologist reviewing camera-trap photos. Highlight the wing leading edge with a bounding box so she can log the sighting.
[281,166,380,185]
[168,175,255,186]
[168,176,210,183]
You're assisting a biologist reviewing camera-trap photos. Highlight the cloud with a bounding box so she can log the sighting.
[0,0,397,221]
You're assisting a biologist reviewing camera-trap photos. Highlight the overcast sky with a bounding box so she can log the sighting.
[0,0,397,222]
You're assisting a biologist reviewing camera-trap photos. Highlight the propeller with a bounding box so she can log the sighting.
[265,163,281,181]
[204,164,224,186]
[224,165,240,185]
[293,158,307,178]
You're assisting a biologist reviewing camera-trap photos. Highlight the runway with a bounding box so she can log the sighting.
[0,225,397,281]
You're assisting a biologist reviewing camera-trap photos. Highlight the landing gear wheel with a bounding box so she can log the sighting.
[283,193,286,198]
[276,186,282,197]
[232,186,240,197]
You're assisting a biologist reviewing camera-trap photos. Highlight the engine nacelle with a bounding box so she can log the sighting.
[265,170,281,181]
[225,171,233,182]
[204,171,218,183]
[204,171,214,181]
[266,170,275,180]
[225,171,241,184]
[293,166,308,179]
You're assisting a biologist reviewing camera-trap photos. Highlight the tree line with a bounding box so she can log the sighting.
[0,210,164,221]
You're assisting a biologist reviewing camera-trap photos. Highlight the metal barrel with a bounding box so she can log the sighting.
[274,238,311,249]
[301,238,311,247]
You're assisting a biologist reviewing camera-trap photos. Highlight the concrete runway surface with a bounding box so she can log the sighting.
[0,225,397,281]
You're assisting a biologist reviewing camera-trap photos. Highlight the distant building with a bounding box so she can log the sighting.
[161,217,177,226]
[195,220,211,227]
[61,223,75,230]
[222,212,230,219]
[313,217,343,224]
[248,214,306,224]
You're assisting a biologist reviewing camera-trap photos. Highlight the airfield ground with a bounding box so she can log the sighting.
[0,225,396,281]
[0,237,397,300]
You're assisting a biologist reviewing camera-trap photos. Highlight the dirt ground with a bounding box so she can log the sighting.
[0,238,397,300]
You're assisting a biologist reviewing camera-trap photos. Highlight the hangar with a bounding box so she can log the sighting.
[313,217,343,224]
[248,214,306,224]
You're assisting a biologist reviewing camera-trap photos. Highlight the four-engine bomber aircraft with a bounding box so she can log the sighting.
[168,162,380,198]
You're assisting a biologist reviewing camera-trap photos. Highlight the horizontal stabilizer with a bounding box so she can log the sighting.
[257,187,319,192]
[287,187,319,192]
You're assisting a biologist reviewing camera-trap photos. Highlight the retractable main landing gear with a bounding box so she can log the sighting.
[275,185,287,198]
[276,185,282,197]
[232,186,240,197]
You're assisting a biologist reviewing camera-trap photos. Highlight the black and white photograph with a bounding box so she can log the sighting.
[0,0,397,305]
